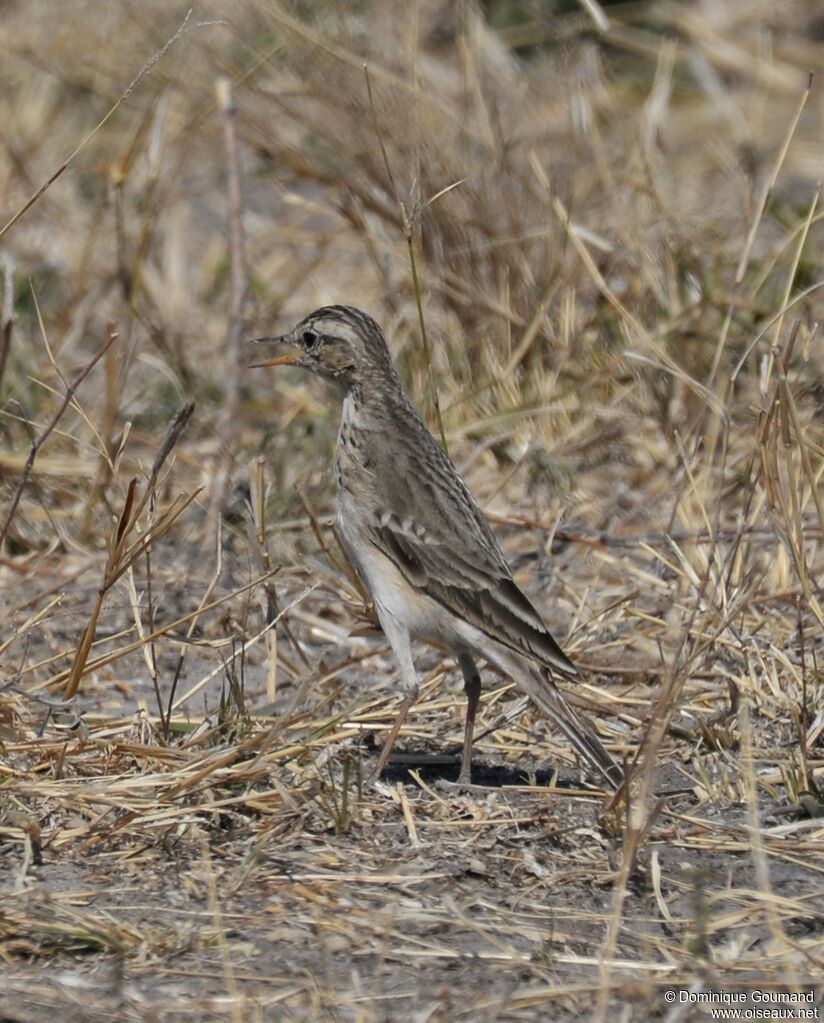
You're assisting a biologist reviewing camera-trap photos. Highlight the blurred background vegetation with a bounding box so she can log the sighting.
[2,0,823,690]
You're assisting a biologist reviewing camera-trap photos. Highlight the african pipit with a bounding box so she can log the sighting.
[253,306,622,790]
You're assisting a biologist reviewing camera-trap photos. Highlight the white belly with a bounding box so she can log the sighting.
[336,492,421,623]
[336,489,485,653]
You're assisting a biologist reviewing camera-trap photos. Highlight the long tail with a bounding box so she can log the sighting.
[523,667,623,790]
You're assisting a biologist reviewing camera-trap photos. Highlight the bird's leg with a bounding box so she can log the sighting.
[458,653,482,785]
[369,690,417,782]
[368,611,419,784]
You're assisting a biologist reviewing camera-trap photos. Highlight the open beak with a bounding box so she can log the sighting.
[250,353,300,368]
[248,335,302,369]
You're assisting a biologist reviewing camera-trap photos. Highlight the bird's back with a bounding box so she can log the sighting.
[334,378,576,676]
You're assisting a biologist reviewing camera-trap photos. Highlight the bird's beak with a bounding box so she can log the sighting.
[248,335,303,369]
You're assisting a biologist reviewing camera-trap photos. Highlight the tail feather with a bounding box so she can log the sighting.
[524,667,623,791]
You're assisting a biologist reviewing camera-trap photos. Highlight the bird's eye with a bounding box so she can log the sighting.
[303,330,319,350]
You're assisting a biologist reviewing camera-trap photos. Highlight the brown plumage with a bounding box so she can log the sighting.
[253,305,622,789]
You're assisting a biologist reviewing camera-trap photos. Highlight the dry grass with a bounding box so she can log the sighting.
[1,1,824,1019]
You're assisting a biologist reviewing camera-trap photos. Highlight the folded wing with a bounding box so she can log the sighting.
[364,426,577,676]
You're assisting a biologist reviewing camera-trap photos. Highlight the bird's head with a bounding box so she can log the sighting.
[250,305,395,393]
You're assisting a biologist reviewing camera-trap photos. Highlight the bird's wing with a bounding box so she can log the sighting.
[365,430,576,676]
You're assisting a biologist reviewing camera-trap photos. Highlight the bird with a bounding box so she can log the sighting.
[251,305,623,790]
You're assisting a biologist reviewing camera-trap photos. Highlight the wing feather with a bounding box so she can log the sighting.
[350,393,577,676]
[370,514,576,676]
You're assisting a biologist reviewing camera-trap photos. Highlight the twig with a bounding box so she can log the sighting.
[171,584,318,711]
[0,330,118,551]
[165,519,225,735]
[0,254,13,394]
[206,76,248,538]
[710,73,813,384]
[64,402,195,699]
[247,456,310,678]
[485,514,824,549]
[0,9,194,243]
[363,63,449,452]
[28,570,277,693]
